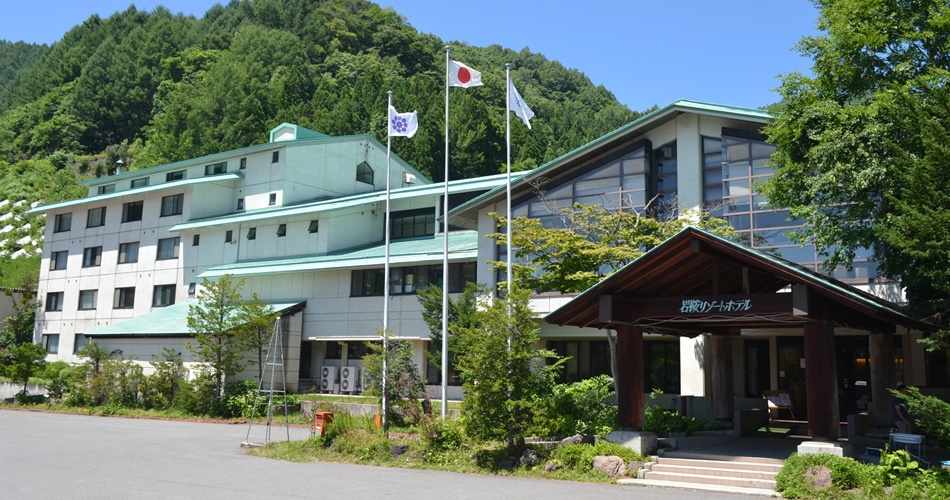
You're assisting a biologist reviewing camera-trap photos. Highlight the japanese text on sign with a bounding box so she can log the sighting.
[680,299,752,314]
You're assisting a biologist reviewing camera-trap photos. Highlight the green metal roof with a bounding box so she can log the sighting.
[85,300,306,337]
[448,99,772,221]
[79,133,428,189]
[170,172,528,232]
[199,230,479,278]
[27,173,243,214]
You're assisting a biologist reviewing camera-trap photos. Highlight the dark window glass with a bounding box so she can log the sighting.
[160,194,183,217]
[308,220,319,233]
[272,151,279,163]
[78,290,97,310]
[153,284,176,307]
[166,170,185,182]
[114,287,135,309]
[390,208,435,240]
[45,292,64,311]
[73,334,88,354]
[269,193,277,206]
[356,161,374,185]
[157,237,180,260]
[82,246,102,267]
[54,213,72,232]
[277,224,286,237]
[86,207,106,228]
[131,178,149,188]
[239,158,247,170]
[97,184,115,195]
[236,198,244,210]
[247,227,256,240]
[193,234,200,246]
[204,161,227,176]
[43,334,59,353]
[118,242,139,263]
[50,251,68,270]
[225,230,233,243]
[122,201,144,222]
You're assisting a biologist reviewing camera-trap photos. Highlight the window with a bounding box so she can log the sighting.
[153,284,176,307]
[42,334,59,354]
[122,200,144,222]
[50,251,68,270]
[86,207,106,228]
[239,158,247,170]
[188,282,196,296]
[53,213,72,233]
[356,161,374,185]
[192,234,200,246]
[82,246,102,267]
[131,177,149,188]
[268,193,277,206]
[97,184,116,195]
[390,208,435,239]
[78,290,97,310]
[308,220,319,233]
[272,151,279,163]
[236,198,244,210]
[166,170,185,182]
[114,287,135,309]
[225,230,233,243]
[45,292,64,311]
[277,224,286,237]
[74,334,88,354]
[160,194,183,217]
[204,161,227,176]
[350,262,476,296]
[247,227,256,240]
[157,237,180,260]
[118,242,139,264]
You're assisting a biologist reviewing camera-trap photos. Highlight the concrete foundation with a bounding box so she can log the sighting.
[605,430,658,455]
[797,441,854,458]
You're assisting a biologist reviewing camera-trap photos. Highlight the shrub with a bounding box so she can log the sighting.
[775,453,872,498]
[418,415,466,453]
[534,375,618,437]
[899,386,950,448]
[553,440,644,472]
[643,389,705,436]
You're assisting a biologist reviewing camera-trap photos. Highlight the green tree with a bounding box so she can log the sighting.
[187,275,250,397]
[0,275,36,349]
[761,0,950,345]
[3,342,46,394]
[362,333,424,428]
[241,293,278,382]
[455,286,563,451]
[415,282,488,382]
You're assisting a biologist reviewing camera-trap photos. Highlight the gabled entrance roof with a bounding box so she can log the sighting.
[545,227,932,336]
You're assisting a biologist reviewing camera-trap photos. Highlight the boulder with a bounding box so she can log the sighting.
[390,444,409,459]
[592,455,625,478]
[543,461,560,472]
[804,465,833,490]
[626,460,646,475]
[559,433,596,447]
[520,449,542,467]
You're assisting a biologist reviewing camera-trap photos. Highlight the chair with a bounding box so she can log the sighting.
[762,390,796,420]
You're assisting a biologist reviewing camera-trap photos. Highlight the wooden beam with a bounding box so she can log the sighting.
[804,320,839,439]
[616,325,645,430]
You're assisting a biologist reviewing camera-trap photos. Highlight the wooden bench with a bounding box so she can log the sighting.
[763,390,796,420]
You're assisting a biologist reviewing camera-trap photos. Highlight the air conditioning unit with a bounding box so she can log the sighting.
[320,366,337,393]
[340,366,358,393]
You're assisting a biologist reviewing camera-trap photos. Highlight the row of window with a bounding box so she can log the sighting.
[93,152,280,196]
[49,238,179,271]
[45,284,178,312]
[53,194,183,233]
[350,262,477,297]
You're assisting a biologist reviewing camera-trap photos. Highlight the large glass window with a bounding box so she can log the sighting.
[45,292,64,311]
[82,246,102,267]
[114,287,135,309]
[166,170,185,182]
[50,251,68,270]
[97,184,116,195]
[131,177,149,188]
[204,161,227,176]
[160,194,183,217]
[652,142,678,219]
[702,136,724,218]
[86,207,106,228]
[153,284,176,307]
[118,242,139,264]
[645,340,680,394]
[157,237,180,260]
[43,334,59,354]
[356,161,374,185]
[350,262,477,297]
[78,290,97,310]
[53,213,72,233]
[122,201,144,222]
[390,209,435,239]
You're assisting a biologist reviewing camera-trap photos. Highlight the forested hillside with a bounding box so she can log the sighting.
[0,0,644,287]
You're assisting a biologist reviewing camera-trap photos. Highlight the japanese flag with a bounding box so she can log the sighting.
[448,60,483,88]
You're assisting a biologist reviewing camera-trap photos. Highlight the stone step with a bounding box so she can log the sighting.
[640,470,777,490]
[655,456,783,473]
[647,462,778,481]
[659,450,786,465]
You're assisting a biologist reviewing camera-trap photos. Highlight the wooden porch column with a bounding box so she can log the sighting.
[709,333,735,421]
[616,325,645,430]
[869,332,896,427]
[804,320,839,439]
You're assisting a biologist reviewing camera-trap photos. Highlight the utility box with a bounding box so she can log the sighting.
[313,411,333,437]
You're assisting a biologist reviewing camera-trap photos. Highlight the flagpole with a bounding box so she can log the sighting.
[505,64,513,299]
[441,45,451,420]
[383,91,393,432]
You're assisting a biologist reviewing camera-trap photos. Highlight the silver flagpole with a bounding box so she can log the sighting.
[505,64,513,299]
[441,45,450,419]
[383,91,393,432]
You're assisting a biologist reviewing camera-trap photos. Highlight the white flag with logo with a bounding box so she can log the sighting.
[448,60,483,88]
[388,105,418,138]
[508,79,534,129]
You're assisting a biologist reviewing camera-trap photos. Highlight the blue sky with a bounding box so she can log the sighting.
[1,1,820,111]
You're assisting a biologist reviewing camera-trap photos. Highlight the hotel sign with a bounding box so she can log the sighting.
[680,298,752,314]
[599,293,795,324]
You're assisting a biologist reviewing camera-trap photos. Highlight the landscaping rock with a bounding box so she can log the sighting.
[559,433,595,447]
[804,465,833,490]
[592,455,625,478]
[543,461,559,472]
[626,460,645,475]
[520,449,542,467]
[390,444,409,459]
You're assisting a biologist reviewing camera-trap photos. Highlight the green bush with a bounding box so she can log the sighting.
[553,441,644,472]
[775,453,873,498]
[643,390,705,436]
[418,415,466,453]
[899,386,950,448]
[534,375,618,437]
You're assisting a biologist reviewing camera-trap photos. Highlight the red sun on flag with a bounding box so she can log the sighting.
[448,60,482,88]
[456,67,472,84]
